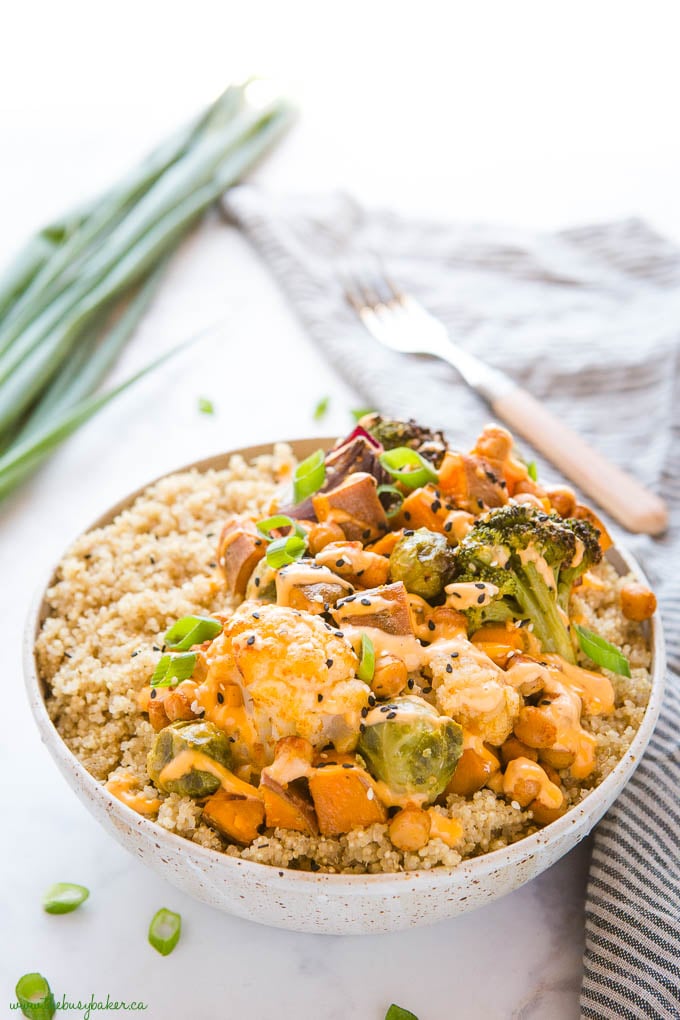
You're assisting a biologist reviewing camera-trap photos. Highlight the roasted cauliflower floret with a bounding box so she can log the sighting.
[201,602,367,762]
[430,641,520,746]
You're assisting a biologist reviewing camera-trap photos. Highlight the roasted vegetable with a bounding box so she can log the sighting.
[333,581,414,636]
[312,471,388,543]
[388,527,455,600]
[218,517,267,598]
[451,504,601,661]
[308,760,386,834]
[147,719,233,797]
[202,790,265,844]
[361,414,447,466]
[244,558,278,602]
[357,696,463,804]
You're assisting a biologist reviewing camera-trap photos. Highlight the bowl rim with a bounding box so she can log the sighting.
[24,438,667,888]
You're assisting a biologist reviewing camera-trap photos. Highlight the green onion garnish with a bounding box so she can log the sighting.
[377,483,404,518]
[358,633,376,682]
[42,882,89,915]
[266,535,307,569]
[148,907,182,957]
[351,408,374,422]
[385,1006,418,1020]
[575,625,631,677]
[313,396,329,420]
[15,973,56,1019]
[151,652,197,688]
[198,396,214,415]
[164,615,222,651]
[256,514,307,541]
[527,460,538,481]
[293,449,326,504]
[379,447,438,490]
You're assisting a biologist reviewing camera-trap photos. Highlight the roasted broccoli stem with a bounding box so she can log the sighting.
[451,504,601,662]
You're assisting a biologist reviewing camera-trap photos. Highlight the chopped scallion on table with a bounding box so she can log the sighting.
[151,652,197,688]
[198,396,215,415]
[313,396,329,420]
[42,882,89,914]
[385,1005,418,1020]
[293,448,326,503]
[575,625,631,676]
[15,973,56,1019]
[164,615,223,651]
[358,633,375,682]
[379,447,438,489]
[148,907,182,956]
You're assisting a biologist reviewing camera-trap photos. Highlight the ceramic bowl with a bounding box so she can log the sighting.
[24,440,666,935]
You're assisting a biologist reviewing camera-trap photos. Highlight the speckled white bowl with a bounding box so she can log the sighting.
[24,440,666,934]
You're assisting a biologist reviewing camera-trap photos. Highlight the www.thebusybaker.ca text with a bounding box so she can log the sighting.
[11,993,148,1019]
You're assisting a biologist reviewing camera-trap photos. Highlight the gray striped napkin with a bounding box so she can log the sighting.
[225,188,680,1019]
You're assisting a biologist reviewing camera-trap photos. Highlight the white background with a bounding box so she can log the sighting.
[2,3,678,1018]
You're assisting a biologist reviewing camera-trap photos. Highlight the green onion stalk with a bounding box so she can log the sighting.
[0,83,294,500]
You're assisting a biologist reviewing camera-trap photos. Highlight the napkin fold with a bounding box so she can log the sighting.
[226,188,680,1019]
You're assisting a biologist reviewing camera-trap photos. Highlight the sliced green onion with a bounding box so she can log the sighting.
[377,483,404,518]
[151,652,197,688]
[313,396,329,420]
[256,514,307,541]
[164,615,222,651]
[351,408,374,422]
[379,447,438,490]
[266,535,307,569]
[293,449,326,503]
[15,973,56,1019]
[42,882,89,914]
[575,625,631,677]
[358,633,375,683]
[385,1005,418,1020]
[148,907,182,957]
[527,460,538,482]
[198,396,214,414]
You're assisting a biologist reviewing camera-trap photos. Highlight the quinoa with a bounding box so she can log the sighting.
[36,448,653,874]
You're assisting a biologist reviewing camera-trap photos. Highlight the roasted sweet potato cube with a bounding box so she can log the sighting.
[260,774,318,834]
[202,789,265,844]
[312,472,388,542]
[393,485,450,533]
[332,581,413,636]
[438,451,507,512]
[218,517,267,597]
[309,764,386,835]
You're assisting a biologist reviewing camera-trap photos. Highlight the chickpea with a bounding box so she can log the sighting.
[500,736,538,766]
[443,510,475,545]
[474,424,513,462]
[307,520,346,554]
[539,747,575,770]
[546,485,577,518]
[389,807,432,851]
[530,798,567,826]
[620,582,657,622]
[371,655,408,699]
[514,706,558,749]
[513,492,549,512]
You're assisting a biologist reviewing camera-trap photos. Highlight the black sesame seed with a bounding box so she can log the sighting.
[360,598,371,606]
[209,561,217,569]
[356,569,365,577]
[247,635,255,646]
[446,663,453,673]
[150,556,156,564]
[131,650,139,657]
[362,529,371,540]
[444,522,452,532]
[477,498,484,509]
[359,723,366,732]
[206,531,215,538]
[475,583,486,589]
[427,620,436,632]
[342,763,353,769]
[404,511,411,521]
[64,652,72,659]
[252,612,260,619]
[161,644,166,653]
[335,631,344,638]
[431,500,442,513]
[255,539,263,547]
[450,652,459,658]
[150,689,157,699]
[317,693,324,702]
[451,591,461,599]
[386,711,397,719]
[326,659,334,668]
[152,645,160,652]
[336,559,345,568]
[229,736,236,743]
[380,705,391,713]
[254,577,260,587]
[310,861,320,872]
[361,706,369,718]
[407,678,414,689]
[403,529,415,537]
[217,692,224,704]
[477,593,486,604]
[422,686,433,694]
[323,603,330,612]
[83,553,92,560]
[368,694,376,706]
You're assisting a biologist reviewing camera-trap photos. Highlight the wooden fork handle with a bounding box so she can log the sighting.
[492,386,668,536]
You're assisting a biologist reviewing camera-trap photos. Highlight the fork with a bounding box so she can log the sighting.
[344,272,668,536]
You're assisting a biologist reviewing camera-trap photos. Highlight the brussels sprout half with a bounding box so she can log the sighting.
[147,719,233,797]
[358,696,463,803]
[388,527,455,601]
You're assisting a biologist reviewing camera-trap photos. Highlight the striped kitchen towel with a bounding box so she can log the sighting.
[225,188,680,1019]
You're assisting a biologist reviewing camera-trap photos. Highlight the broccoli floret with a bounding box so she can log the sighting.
[451,504,601,663]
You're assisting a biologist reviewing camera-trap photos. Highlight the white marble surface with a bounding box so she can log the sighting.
[2,4,680,1016]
